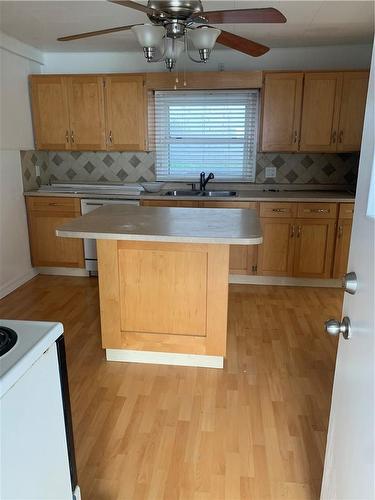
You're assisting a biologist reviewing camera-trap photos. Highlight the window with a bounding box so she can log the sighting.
[151,90,259,182]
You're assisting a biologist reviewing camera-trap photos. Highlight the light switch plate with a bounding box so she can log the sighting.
[35,165,41,178]
[265,166,277,178]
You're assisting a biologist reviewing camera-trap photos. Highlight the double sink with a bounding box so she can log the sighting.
[164,190,237,198]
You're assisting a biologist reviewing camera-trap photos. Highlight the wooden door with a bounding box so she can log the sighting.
[105,75,146,151]
[67,76,106,150]
[30,75,70,150]
[260,72,303,152]
[332,219,353,278]
[293,219,336,278]
[257,218,295,276]
[201,201,258,274]
[26,197,84,268]
[300,72,343,152]
[337,71,369,152]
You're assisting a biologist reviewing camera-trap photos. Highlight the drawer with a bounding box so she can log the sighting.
[26,196,81,214]
[259,202,297,218]
[201,201,255,209]
[339,203,355,220]
[297,202,337,219]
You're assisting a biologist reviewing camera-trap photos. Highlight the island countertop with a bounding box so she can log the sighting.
[56,204,262,245]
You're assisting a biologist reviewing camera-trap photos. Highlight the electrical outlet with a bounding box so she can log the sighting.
[265,166,277,178]
[35,165,41,178]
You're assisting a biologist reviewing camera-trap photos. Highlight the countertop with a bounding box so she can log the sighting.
[56,204,263,245]
[24,187,355,203]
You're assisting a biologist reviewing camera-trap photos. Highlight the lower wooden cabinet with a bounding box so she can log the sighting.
[257,218,295,276]
[26,197,84,268]
[332,203,355,278]
[293,219,336,278]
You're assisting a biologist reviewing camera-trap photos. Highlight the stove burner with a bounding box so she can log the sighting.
[0,326,18,357]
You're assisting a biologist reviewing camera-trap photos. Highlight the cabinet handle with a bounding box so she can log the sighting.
[65,130,69,143]
[338,225,343,238]
[109,130,113,144]
[290,225,295,238]
[272,208,287,213]
[71,130,75,143]
[331,130,337,144]
[297,225,302,238]
[305,208,329,214]
[293,130,298,144]
[338,130,344,143]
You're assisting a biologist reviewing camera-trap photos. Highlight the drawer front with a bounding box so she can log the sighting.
[339,203,355,219]
[201,201,255,209]
[26,196,80,214]
[297,202,337,219]
[259,202,297,218]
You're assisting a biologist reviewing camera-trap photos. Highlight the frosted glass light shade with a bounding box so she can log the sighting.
[164,38,184,59]
[132,24,165,47]
[189,27,221,50]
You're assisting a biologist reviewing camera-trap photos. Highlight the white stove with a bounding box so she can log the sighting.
[0,320,80,499]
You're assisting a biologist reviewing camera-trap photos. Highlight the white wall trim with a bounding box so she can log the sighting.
[229,274,342,288]
[36,267,89,277]
[0,31,44,65]
[106,349,224,368]
[0,269,38,300]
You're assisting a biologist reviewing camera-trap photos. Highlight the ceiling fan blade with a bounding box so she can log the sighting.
[57,24,140,41]
[194,8,286,24]
[216,30,269,57]
[109,0,170,18]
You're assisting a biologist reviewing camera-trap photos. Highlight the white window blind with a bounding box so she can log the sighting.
[151,90,259,182]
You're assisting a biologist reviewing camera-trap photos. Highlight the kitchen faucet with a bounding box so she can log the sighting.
[199,172,215,191]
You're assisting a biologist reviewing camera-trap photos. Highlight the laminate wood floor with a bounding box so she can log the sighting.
[0,276,342,500]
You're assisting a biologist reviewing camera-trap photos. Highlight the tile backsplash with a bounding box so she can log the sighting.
[20,150,359,191]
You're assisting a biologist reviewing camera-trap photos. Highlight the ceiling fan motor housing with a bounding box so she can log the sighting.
[147,0,203,22]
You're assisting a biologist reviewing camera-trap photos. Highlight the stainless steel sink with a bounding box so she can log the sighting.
[201,191,237,197]
[164,190,237,197]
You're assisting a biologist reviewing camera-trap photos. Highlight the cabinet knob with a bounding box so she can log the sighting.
[65,130,69,143]
[290,225,295,238]
[109,130,113,144]
[338,130,344,143]
[296,225,302,238]
[71,130,75,143]
[293,130,298,144]
[331,130,337,143]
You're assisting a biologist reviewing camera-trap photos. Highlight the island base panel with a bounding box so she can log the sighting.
[97,239,230,360]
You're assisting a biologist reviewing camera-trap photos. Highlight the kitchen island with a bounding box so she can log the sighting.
[57,205,262,368]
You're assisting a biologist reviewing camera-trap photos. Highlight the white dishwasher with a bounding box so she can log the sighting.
[81,198,140,273]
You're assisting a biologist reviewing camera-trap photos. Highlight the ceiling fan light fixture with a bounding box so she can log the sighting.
[131,24,165,51]
[164,38,184,71]
[189,26,221,51]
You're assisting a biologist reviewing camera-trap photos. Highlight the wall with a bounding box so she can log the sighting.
[20,150,359,190]
[0,32,44,298]
[42,44,373,74]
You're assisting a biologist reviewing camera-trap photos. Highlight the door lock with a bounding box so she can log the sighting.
[325,317,351,340]
[342,271,357,295]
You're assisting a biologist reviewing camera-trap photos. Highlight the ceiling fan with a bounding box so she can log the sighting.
[58,0,286,70]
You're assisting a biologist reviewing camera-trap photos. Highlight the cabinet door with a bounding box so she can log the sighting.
[257,218,295,276]
[67,76,106,150]
[105,75,146,151]
[337,72,369,152]
[333,219,353,278]
[26,198,84,268]
[293,220,336,278]
[300,72,343,152]
[30,76,70,150]
[261,72,303,152]
[200,201,258,274]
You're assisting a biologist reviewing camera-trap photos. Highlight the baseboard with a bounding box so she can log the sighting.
[229,274,342,288]
[36,267,89,277]
[0,269,38,299]
[106,349,224,369]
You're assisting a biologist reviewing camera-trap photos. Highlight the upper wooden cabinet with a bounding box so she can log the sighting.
[337,72,369,152]
[260,72,303,152]
[30,74,146,151]
[261,70,369,153]
[30,76,71,150]
[300,72,343,152]
[104,75,146,151]
[66,76,106,150]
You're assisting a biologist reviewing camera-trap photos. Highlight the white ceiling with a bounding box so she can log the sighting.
[0,0,374,52]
